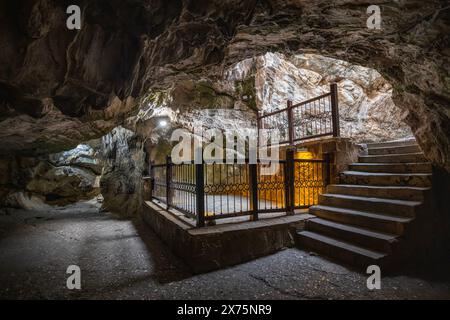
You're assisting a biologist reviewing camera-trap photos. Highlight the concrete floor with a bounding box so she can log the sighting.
[1,200,450,300]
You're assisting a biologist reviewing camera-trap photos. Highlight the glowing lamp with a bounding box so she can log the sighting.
[159,119,168,128]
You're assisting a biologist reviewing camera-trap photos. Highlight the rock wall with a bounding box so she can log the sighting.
[226,52,412,143]
[26,162,99,205]
[0,143,102,208]
[49,143,103,175]
[138,51,411,166]
[99,126,145,217]
[0,0,139,156]
[0,156,40,208]
[0,1,449,173]
[0,128,146,218]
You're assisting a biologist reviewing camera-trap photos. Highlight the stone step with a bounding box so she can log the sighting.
[366,139,417,149]
[359,153,427,163]
[348,163,432,174]
[340,171,432,187]
[326,184,428,201]
[319,193,421,217]
[306,218,398,254]
[309,205,412,235]
[368,144,421,156]
[296,230,387,267]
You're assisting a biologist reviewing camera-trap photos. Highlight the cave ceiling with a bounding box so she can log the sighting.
[0,0,449,171]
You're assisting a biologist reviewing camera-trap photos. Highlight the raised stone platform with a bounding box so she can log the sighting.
[141,201,313,273]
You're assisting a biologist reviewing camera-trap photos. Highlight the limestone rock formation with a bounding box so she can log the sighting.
[245,52,411,142]
[49,143,103,175]
[138,51,411,158]
[26,163,99,205]
[1,191,52,211]
[99,126,145,217]
[1,143,103,208]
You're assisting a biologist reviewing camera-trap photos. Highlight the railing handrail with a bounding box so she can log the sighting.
[291,92,331,108]
[258,92,332,120]
[257,83,340,145]
[258,107,289,119]
[150,157,327,167]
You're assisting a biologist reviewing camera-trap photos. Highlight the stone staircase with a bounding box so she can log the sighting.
[296,138,433,268]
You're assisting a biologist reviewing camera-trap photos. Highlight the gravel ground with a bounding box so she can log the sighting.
[1,200,449,300]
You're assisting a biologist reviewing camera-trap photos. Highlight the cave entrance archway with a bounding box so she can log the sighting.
[228,52,413,144]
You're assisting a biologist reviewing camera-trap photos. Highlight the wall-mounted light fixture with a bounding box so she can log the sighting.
[158,119,168,128]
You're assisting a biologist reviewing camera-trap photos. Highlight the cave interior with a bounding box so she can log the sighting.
[0,0,449,300]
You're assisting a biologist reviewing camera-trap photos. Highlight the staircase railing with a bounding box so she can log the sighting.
[257,83,340,145]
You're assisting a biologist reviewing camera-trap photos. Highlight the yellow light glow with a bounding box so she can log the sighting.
[295,150,314,160]
[257,150,322,208]
[294,150,322,207]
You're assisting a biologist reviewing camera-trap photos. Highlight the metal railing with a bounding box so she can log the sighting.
[257,83,340,145]
[148,150,330,227]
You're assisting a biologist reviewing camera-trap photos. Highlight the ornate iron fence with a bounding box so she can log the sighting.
[149,150,330,227]
[170,161,197,219]
[203,162,252,220]
[293,158,329,208]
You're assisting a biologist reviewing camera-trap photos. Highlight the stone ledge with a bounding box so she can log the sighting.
[141,201,313,273]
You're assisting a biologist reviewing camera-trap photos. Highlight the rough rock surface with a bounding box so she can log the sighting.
[226,52,413,142]
[0,143,103,208]
[137,52,410,164]
[99,126,145,217]
[0,1,449,168]
[49,143,103,175]
[0,156,40,207]
[26,162,98,204]
[1,191,52,211]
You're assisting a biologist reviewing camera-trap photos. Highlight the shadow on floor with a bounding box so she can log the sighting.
[386,250,450,282]
[132,217,193,283]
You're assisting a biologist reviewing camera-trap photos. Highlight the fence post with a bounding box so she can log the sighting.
[165,156,172,210]
[330,83,340,137]
[257,111,262,149]
[195,152,205,228]
[150,160,155,197]
[249,162,259,221]
[287,100,294,145]
[284,148,295,215]
[323,153,331,187]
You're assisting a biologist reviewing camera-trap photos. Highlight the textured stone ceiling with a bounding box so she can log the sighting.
[0,0,449,171]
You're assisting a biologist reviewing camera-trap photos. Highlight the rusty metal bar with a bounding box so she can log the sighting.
[291,92,331,108]
[287,100,294,146]
[249,162,259,221]
[284,148,295,215]
[323,152,331,186]
[330,83,340,137]
[195,161,205,228]
[165,155,172,210]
